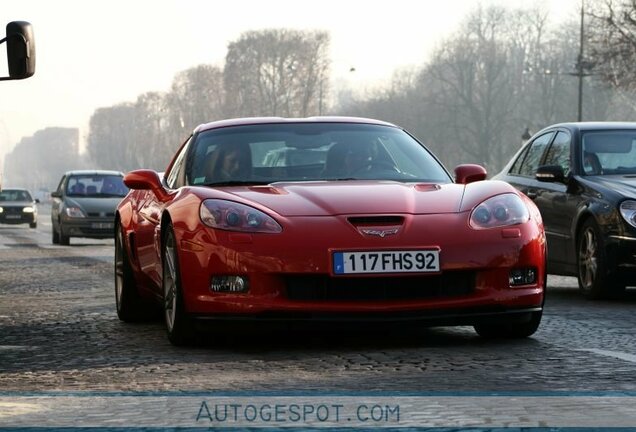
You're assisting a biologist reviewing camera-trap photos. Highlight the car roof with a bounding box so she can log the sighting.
[1,187,30,191]
[63,170,124,176]
[193,116,399,134]
[541,122,636,132]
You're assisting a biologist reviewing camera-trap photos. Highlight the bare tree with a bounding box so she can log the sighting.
[224,29,330,117]
[586,0,636,90]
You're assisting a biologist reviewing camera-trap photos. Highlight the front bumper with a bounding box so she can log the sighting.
[0,212,36,224]
[61,217,115,238]
[171,213,546,319]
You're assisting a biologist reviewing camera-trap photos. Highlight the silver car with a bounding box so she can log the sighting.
[51,170,128,245]
[0,188,38,228]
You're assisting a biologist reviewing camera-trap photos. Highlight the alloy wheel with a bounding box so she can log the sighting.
[163,231,178,331]
[578,226,598,291]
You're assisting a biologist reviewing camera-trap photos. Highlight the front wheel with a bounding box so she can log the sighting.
[58,222,70,246]
[577,218,625,299]
[474,311,542,339]
[29,221,37,229]
[163,224,195,346]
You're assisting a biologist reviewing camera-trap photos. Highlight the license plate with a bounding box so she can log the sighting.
[5,215,21,219]
[91,222,113,229]
[333,250,440,274]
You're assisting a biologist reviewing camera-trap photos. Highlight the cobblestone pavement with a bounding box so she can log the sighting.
[1,209,636,393]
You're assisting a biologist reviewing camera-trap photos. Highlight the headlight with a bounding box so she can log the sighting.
[22,206,35,213]
[620,200,636,228]
[65,206,86,218]
[469,193,530,229]
[0,207,3,213]
[199,199,282,233]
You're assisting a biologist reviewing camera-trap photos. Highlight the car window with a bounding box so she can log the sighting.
[166,137,192,188]
[187,123,452,185]
[543,131,571,176]
[516,132,555,177]
[583,131,636,175]
[66,175,128,197]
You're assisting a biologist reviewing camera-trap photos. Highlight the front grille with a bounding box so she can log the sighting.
[3,207,22,215]
[285,271,475,302]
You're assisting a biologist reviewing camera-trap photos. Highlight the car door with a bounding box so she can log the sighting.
[51,175,67,229]
[532,130,575,265]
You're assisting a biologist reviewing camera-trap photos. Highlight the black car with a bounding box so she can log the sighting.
[0,188,38,228]
[494,122,636,299]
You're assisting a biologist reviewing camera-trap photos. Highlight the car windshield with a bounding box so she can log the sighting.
[187,123,452,185]
[65,174,129,197]
[582,131,636,175]
[0,189,32,202]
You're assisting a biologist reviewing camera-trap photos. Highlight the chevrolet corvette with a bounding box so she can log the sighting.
[115,117,546,345]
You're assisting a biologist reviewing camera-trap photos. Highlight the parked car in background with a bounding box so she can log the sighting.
[114,116,546,345]
[494,122,636,299]
[0,188,38,228]
[51,170,128,245]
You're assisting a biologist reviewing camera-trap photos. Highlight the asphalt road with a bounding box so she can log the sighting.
[1,204,636,394]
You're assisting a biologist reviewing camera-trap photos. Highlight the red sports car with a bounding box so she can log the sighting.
[115,117,546,345]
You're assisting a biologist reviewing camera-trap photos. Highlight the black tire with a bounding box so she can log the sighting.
[59,223,70,246]
[115,221,145,322]
[474,311,543,339]
[29,221,37,229]
[52,225,60,244]
[162,224,195,346]
[577,218,625,299]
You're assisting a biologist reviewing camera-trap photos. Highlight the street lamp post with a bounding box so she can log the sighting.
[577,0,585,122]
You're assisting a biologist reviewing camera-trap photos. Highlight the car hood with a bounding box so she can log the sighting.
[204,181,500,217]
[588,175,636,198]
[0,200,35,208]
[66,196,122,213]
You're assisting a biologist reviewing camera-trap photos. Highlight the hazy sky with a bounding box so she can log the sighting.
[0,0,580,157]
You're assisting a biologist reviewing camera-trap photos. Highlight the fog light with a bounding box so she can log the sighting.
[210,276,249,293]
[509,268,537,286]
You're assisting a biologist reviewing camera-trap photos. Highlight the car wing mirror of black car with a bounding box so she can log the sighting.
[536,165,565,183]
[0,21,35,81]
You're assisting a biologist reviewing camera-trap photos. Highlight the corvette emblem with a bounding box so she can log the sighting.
[359,227,399,237]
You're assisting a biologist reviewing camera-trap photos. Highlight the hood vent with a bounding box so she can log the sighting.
[348,216,404,226]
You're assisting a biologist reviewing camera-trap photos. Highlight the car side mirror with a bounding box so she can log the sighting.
[124,169,171,202]
[1,21,35,81]
[35,198,40,203]
[454,164,487,184]
[50,191,61,198]
[536,165,565,183]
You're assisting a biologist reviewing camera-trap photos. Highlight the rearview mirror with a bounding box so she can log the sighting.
[1,21,36,81]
